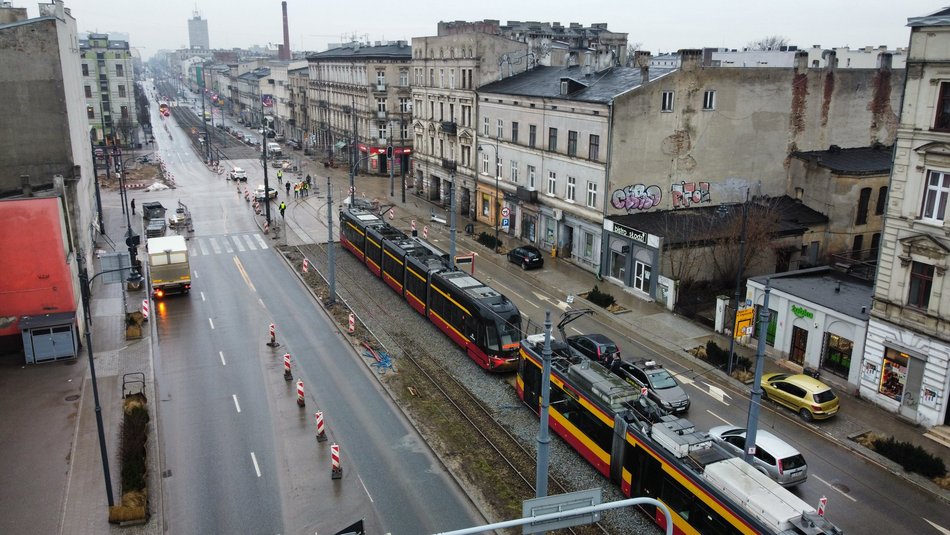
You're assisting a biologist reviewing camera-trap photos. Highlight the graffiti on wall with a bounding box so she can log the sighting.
[611,184,662,212]
[671,181,711,208]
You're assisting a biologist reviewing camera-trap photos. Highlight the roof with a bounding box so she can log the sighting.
[908,8,950,27]
[749,266,872,319]
[790,144,893,175]
[307,43,411,61]
[478,65,675,103]
[607,195,827,247]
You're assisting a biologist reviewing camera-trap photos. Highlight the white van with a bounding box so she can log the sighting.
[267,142,282,157]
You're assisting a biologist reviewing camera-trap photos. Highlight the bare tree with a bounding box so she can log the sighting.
[709,200,784,288]
[746,35,791,51]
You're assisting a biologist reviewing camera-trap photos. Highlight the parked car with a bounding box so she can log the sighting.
[245,136,258,146]
[506,245,544,270]
[287,138,302,150]
[274,133,286,142]
[760,373,839,421]
[253,185,278,201]
[228,166,247,181]
[618,359,690,414]
[708,426,808,487]
[235,132,245,140]
[566,333,620,365]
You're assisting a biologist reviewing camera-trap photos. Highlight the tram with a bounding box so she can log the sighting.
[517,334,843,535]
[340,208,522,371]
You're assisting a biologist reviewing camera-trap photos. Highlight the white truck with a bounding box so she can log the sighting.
[146,235,191,298]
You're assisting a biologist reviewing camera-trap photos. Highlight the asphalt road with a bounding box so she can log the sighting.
[145,81,485,534]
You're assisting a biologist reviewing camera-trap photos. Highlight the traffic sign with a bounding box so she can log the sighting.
[501,206,511,218]
[734,307,755,340]
[502,218,510,227]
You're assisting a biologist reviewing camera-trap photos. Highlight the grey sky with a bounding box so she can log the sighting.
[38,0,943,59]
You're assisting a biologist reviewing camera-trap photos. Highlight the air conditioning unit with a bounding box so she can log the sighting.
[553,208,563,221]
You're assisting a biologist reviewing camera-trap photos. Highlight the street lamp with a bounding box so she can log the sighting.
[477,137,501,252]
[717,189,750,376]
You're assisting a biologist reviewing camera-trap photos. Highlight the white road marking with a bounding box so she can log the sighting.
[359,475,373,502]
[243,234,256,250]
[924,519,950,535]
[706,410,732,426]
[200,291,206,301]
[198,238,210,255]
[702,382,732,405]
[253,233,269,249]
[232,394,241,413]
[570,327,583,335]
[813,474,858,502]
[193,269,198,279]
[674,372,694,386]
[209,236,222,255]
[219,351,226,366]
[231,234,246,252]
[250,452,261,478]
[259,298,266,308]
[222,238,234,253]
[208,318,215,329]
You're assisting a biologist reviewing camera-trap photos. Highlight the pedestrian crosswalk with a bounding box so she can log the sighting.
[189,232,270,256]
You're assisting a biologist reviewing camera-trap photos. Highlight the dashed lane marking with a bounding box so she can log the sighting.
[232,394,241,413]
[250,452,261,478]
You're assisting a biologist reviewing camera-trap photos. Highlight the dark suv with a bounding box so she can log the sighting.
[566,333,620,365]
[618,359,690,414]
[506,245,544,270]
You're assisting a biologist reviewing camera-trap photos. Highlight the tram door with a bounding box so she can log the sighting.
[520,361,542,413]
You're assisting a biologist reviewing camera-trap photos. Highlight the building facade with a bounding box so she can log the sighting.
[863,9,950,428]
[80,33,137,145]
[287,65,309,147]
[307,42,412,176]
[188,11,209,50]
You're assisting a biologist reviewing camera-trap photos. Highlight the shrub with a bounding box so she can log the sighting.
[586,285,616,308]
[476,232,500,250]
[872,436,947,479]
[703,340,750,372]
[119,404,150,492]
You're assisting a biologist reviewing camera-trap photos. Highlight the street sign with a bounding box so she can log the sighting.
[502,218,510,227]
[501,206,511,218]
[522,488,601,534]
[734,307,755,340]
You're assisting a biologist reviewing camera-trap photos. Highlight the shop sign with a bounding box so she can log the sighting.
[612,222,647,245]
[791,304,814,320]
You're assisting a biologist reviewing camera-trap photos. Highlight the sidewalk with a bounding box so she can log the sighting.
[292,154,950,504]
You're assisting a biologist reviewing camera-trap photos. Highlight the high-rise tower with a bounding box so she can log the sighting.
[188,10,209,50]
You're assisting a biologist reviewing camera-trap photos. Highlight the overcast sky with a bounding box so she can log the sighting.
[41,0,942,59]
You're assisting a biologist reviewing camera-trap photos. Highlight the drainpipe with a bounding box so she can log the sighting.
[596,100,614,281]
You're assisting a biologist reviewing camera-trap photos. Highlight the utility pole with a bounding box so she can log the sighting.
[389,121,395,197]
[536,311,553,498]
[350,100,358,198]
[400,114,406,204]
[261,94,272,226]
[726,190,750,375]
[494,135,500,253]
[89,129,104,234]
[743,280,771,465]
[327,176,336,305]
[200,80,210,163]
[449,171,456,270]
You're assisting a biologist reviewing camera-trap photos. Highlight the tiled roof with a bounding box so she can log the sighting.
[790,145,893,175]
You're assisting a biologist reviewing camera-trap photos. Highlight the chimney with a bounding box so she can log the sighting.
[878,52,893,71]
[280,1,291,60]
[634,50,651,82]
[679,49,702,72]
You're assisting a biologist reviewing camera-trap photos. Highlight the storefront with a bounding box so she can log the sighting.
[601,219,662,299]
[747,268,872,388]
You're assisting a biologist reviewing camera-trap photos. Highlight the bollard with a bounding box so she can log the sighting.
[296,380,305,407]
[817,496,827,517]
[264,221,270,234]
[347,313,355,334]
[388,208,394,220]
[331,443,342,479]
[314,411,327,442]
[283,353,293,381]
[141,299,149,321]
[423,225,429,239]
[411,219,416,232]
[266,323,279,347]
[302,258,309,273]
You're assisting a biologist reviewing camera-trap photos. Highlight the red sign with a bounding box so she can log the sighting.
[394,148,412,155]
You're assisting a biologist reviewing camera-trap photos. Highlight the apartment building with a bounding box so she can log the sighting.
[863,9,950,429]
[287,65,309,146]
[81,33,137,145]
[307,42,412,176]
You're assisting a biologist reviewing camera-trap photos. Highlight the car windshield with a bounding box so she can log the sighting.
[782,453,807,470]
[813,389,837,403]
[647,369,678,389]
[487,316,522,353]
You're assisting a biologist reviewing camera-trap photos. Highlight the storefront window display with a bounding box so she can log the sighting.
[879,348,909,401]
[822,333,853,378]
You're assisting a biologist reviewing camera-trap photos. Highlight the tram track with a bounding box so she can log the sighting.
[281,199,610,534]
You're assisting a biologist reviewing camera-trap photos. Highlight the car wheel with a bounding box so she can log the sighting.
[522,260,528,270]
[798,408,814,422]
[761,390,769,401]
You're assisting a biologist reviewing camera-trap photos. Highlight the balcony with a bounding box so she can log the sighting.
[441,121,457,135]
[442,159,457,171]
[373,83,387,92]
[317,100,328,108]
[830,248,878,281]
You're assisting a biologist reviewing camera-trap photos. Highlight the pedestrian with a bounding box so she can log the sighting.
[306,174,312,187]
[293,183,299,199]
[130,198,136,215]
[303,182,308,197]
[285,180,291,196]
[279,201,286,218]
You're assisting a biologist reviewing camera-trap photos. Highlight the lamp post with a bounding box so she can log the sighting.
[477,137,501,252]
[89,128,104,234]
[718,189,750,376]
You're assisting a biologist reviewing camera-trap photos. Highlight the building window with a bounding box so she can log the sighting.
[567,130,577,157]
[400,122,408,140]
[429,101,435,120]
[378,123,387,140]
[856,187,871,225]
[908,261,934,309]
[822,333,853,378]
[449,69,455,89]
[496,157,503,179]
[481,152,489,174]
[118,85,126,98]
[483,116,489,136]
[82,64,89,76]
[399,69,409,86]
[439,102,444,121]
[661,90,674,112]
[399,97,410,113]
[85,85,92,98]
[548,127,557,151]
[482,193,491,216]
[510,161,519,183]
[377,98,386,113]
[376,70,385,85]
[703,90,716,110]
[121,105,129,119]
[921,170,950,222]
[439,69,444,88]
[935,82,950,131]
[589,134,600,161]
[547,171,557,195]
[583,232,594,259]
[876,186,888,215]
[852,234,864,258]
[566,176,576,201]
[429,68,434,86]
[87,106,95,119]
[528,165,536,189]
[529,125,537,148]
[586,182,598,208]
[511,121,519,143]
[461,145,470,167]
[870,232,881,259]
[497,119,503,139]
[116,64,123,77]
[879,348,909,401]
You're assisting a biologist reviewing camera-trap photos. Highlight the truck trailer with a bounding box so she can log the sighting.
[146,235,191,297]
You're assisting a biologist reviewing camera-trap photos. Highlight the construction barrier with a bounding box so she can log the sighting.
[347,313,355,334]
[423,225,429,239]
[141,299,149,321]
[818,496,827,517]
[302,258,309,273]
[388,209,394,220]
[296,380,305,407]
[331,443,342,479]
[410,219,416,232]
[264,221,270,234]
[283,353,293,381]
[314,411,327,442]
[267,323,279,347]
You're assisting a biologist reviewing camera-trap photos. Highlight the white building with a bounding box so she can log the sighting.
[863,8,950,429]
[80,33,137,145]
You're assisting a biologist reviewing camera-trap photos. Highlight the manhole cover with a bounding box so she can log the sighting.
[831,482,851,493]
[65,394,80,402]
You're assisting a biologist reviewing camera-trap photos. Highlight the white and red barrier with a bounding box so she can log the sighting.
[302,259,309,273]
[410,219,416,232]
[141,299,149,321]
[314,411,327,442]
[296,380,305,407]
[283,353,292,381]
[264,221,269,234]
[267,323,278,347]
[423,225,429,239]
[817,496,827,517]
[331,443,342,479]
[347,313,355,334]
[388,208,394,220]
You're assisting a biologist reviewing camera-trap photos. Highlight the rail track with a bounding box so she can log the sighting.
[281,198,612,534]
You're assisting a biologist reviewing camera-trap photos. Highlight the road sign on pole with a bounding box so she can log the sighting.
[734,307,755,340]
[522,488,602,534]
